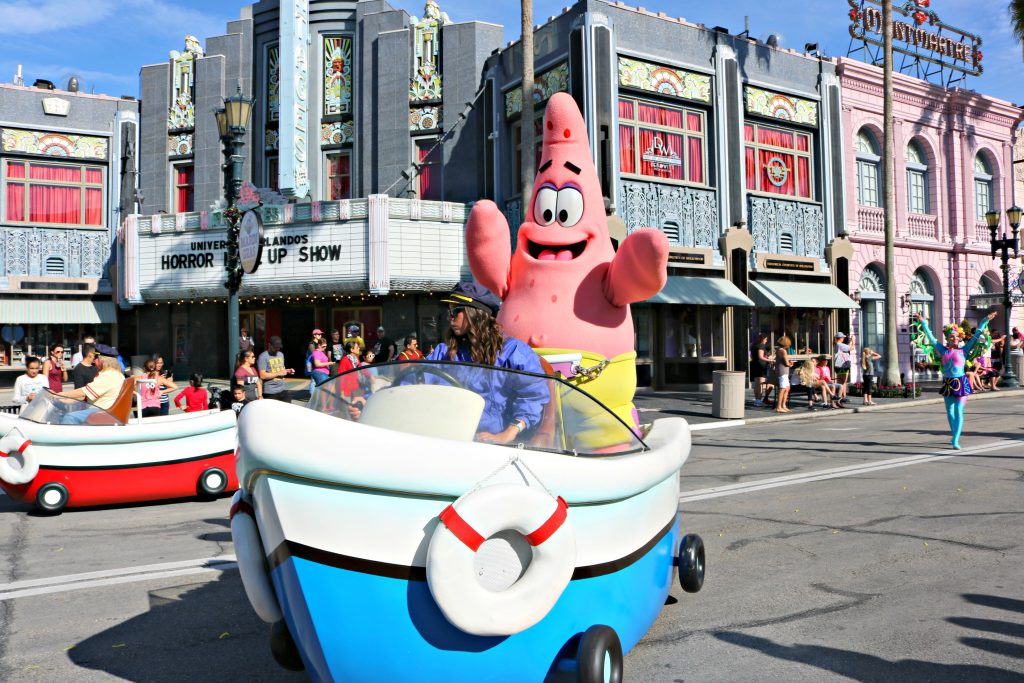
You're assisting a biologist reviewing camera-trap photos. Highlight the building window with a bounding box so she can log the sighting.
[265,156,279,192]
[415,138,442,200]
[618,97,707,185]
[173,164,194,213]
[511,117,543,193]
[974,153,993,220]
[326,153,350,200]
[4,160,104,227]
[855,130,880,208]
[906,140,928,214]
[744,122,814,199]
[909,268,935,324]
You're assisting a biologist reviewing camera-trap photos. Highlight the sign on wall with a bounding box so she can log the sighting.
[278,0,310,199]
[847,0,983,86]
[239,210,264,274]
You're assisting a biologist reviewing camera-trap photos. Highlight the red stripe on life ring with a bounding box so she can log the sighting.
[230,499,255,520]
[439,504,485,552]
[525,497,568,547]
[17,440,31,454]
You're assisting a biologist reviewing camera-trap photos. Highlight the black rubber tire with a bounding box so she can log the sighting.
[35,482,69,514]
[197,467,228,497]
[576,624,623,683]
[678,534,705,593]
[269,620,305,671]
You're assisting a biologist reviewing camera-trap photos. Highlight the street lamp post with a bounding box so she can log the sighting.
[985,205,1022,389]
[214,87,255,379]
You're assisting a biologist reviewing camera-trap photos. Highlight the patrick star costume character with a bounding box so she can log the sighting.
[466,92,668,431]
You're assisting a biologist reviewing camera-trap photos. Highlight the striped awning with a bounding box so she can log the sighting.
[0,299,117,324]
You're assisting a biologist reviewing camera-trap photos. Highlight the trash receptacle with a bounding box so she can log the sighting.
[1011,352,1024,382]
[712,370,746,419]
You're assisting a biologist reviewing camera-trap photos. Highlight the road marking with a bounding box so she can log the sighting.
[0,556,237,601]
[821,427,858,431]
[691,420,745,431]
[679,439,1019,504]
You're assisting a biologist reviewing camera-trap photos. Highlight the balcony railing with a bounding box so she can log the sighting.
[972,220,990,245]
[907,213,939,241]
[855,206,884,235]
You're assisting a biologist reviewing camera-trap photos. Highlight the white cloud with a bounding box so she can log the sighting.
[0,0,117,35]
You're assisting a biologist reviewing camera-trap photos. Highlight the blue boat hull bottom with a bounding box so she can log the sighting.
[268,517,681,683]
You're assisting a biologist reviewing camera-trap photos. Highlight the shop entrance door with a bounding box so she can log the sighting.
[239,311,267,354]
[281,307,315,372]
[332,307,382,351]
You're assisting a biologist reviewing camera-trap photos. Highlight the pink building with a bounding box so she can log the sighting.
[837,58,1024,380]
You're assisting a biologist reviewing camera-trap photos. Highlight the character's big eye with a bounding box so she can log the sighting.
[533,186,557,226]
[555,187,584,227]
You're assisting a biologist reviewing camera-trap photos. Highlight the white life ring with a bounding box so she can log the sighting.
[229,490,282,624]
[426,483,576,636]
[0,430,38,485]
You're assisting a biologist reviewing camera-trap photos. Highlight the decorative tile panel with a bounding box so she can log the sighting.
[619,181,718,248]
[320,121,354,146]
[168,35,203,130]
[1,128,108,160]
[1,227,109,278]
[410,1,448,102]
[617,57,711,103]
[168,133,194,157]
[267,44,280,123]
[324,36,353,116]
[744,86,818,127]
[504,62,570,118]
[410,106,441,131]
[748,196,825,259]
[265,128,279,152]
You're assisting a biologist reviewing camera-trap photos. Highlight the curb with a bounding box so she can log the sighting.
[695,388,1024,428]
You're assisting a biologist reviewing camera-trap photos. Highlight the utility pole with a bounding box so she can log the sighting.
[520,1,535,223]
[882,0,901,387]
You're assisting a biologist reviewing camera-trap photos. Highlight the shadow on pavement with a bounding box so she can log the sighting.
[68,573,307,682]
[713,631,1024,681]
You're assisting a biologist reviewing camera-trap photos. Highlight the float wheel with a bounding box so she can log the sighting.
[576,625,623,683]
[36,482,69,514]
[678,534,705,593]
[197,467,228,497]
[269,620,304,672]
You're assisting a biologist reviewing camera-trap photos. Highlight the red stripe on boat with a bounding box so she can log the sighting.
[17,440,31,454]
[439,504,485,552]
[525,496,568,546]
[230,498,255,520]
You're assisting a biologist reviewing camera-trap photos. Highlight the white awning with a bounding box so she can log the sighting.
[749,280,858,309]
[0,299,117,324]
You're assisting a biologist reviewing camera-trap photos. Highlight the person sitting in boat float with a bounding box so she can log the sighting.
[57,345,126,424]
[423,282,549,445]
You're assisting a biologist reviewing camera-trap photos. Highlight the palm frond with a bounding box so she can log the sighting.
[1012,0,1024,43]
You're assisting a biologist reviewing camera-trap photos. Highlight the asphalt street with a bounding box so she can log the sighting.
[0,396,1022,682]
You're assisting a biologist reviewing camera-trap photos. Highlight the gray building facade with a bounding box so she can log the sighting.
[0,79,139,365]
[482,1,853,388]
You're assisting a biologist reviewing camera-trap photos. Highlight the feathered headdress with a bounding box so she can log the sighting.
[912,319,992,364]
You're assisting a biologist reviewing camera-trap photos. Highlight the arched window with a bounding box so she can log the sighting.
[910,269,935,324]
[858,266,885,294]
[906,141,928,214]
[974,153,993,220]
[976,273,999,295]
[855,130,880,208]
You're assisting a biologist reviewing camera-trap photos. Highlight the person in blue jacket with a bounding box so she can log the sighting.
[427,282,548,444]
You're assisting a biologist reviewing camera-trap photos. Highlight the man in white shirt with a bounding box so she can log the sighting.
[12,356,47,414]
[71,336,95,368]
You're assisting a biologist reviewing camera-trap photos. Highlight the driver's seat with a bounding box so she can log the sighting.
[106,377,137,424]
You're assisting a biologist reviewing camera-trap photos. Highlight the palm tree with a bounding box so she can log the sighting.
[1012,0,1024,47]
[883,0,900,387]
[521,1,535,221]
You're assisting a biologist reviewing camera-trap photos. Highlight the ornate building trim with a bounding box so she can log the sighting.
[410,0,448,103]
[320,121,354,146]
[617,56,711,104]
[409,106,442,132]
[168,133,193,157]
[745,86,819,127]
[1,128,108,160]
[168,35,202,131]
[1,227,108,279]
[504,62,569,119]
[748,196,825,261]
[619,180,719,249]
[324,36,353,116]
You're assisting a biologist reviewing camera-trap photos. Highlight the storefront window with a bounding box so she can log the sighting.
[743,122,814,200]
[755,308,828,355]
[174,164,194,213]
[633,306,652,359]
[511,117,543,193]
[415,138,442,200]
[618,96,706,185]
[665,307,725,359]
[4,160,105,226]
[327,152,351,200]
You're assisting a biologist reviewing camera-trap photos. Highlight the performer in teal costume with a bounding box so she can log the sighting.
[912,310,996,449]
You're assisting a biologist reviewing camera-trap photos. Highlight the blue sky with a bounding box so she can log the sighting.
[0,0,1018,105]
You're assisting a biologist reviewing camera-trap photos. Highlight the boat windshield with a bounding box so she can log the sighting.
[308,360,646,456]
[18,390,125,426]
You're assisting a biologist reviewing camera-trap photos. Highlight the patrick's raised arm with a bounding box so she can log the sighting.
[604,228,669,307]
[466,200,512,298]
